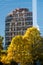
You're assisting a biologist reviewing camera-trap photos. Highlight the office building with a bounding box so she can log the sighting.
[5,8,33,47]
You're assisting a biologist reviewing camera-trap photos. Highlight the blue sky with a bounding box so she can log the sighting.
[0,0,43,37]
[37,0,43,35]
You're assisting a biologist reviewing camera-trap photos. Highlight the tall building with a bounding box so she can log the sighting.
[5,8,33,47]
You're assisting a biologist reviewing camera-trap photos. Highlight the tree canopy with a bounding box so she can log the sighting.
[0,36,3,62]
[1,27,43,65]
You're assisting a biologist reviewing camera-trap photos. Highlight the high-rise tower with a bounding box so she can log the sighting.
[5,8,33,48]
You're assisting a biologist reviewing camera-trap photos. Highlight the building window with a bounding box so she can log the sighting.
[30,22,33,25]
[5,33,9,36]
[25,21,32,25]
[25,22,29,25]
[25,17,32,21]
[22,22,24,25]
[5,37,10,40]
[17,22,21,26]
[6,42,11,45]
[14,14,18,17]
[5,28,9,31]
[14,28,15,31]
[17,31,21,35]
[14,32,17,35]
[5,23,10,26]
[17,27,21,31]
[6,16,13,22]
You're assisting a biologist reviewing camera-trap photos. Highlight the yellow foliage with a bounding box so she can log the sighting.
[1,27,42,65]
[7,35,33,63]
[1,55,7,63]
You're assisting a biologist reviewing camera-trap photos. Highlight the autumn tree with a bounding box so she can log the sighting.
[37,37,43,65]
[0,36,3,50]
[1,27,43,65]
[0,36,7,65]
[23,27,41,65]
[0,36,3,62]
[3,35,32,65]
